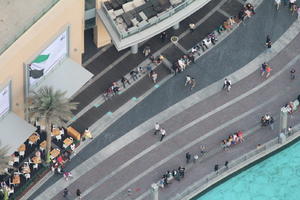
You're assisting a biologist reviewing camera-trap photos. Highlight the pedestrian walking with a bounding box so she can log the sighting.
[261,62,267,76]
[222,78,231,92]
[193,154,199,163]
[130,70,138,81]
[225,161,229,169]
[121,76,131,88]
[291,3,297,15]
[154,122,160,135]
[186,152,191,163]
[63,171,73,181]
[189,23,196,32]
[185,75,192,86]
[83,128,93,140]
[160,128,166,141]
[151,71,158,83]
[76,189,82,199]
[160,31,167,42]
[290,68,296,80]
[265,35,272,49]
[289,0,296,9]
[63,188,68,197]
[190,78,196,91]
[274,0,281,10]
[214,164,219,174]
[265,65,272,78]
[143,46,151,57]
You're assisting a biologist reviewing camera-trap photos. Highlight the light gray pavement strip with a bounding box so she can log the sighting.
[51,42,300,200]
[28,1,297,199]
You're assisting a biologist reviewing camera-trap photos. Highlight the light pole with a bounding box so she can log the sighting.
[279,107,288,134]
[151,183,159,200]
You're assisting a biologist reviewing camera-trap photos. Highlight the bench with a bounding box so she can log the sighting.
[67,127,81,141]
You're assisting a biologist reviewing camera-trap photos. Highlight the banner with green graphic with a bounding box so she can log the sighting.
[28,30,68,87]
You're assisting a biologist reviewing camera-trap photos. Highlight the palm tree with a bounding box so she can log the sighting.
[0,144,11,174]
[27,87,78,162]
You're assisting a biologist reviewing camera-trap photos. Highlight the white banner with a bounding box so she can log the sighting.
[28,30,68,87]
[0,85,10,118]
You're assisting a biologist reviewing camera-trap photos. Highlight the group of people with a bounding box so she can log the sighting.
[238,3,255,22]
[158,166,186,188]
[154,123,166,141]
[222,131,244,151]
[172,54,194,75]
[274,0,300,17]
[261,62,272,78]
[261,114,274,128]
[184,75,196,91]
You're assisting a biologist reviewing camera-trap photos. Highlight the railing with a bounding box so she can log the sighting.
[101,0,197,39]
[0,0,60,56]
[174,132,296,200]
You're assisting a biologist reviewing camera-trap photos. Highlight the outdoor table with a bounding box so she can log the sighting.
[18,144,26,152]
[32,156,42,164]
[12,175,20,185]
[29,133,40,144]
[63,138,73,148]
[22,166,31,174]
[52,128,61,136]
[50,149,60,159]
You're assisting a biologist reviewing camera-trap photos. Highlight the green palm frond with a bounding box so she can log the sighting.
[27,87,78,127]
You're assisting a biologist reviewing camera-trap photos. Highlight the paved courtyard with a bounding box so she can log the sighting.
[26,0,300,199]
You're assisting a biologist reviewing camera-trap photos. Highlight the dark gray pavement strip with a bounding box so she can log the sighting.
[221,0,244,16]
[73,51,147,113]
[71,65,171,132]
[27,1,296,199]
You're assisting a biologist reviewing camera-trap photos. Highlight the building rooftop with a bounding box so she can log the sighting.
[0,0,59,55]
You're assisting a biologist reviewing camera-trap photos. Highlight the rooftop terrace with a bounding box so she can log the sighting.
[0,0,59,55]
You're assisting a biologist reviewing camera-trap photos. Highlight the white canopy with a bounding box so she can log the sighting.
[33,58,93,98]
[0,112,36,152]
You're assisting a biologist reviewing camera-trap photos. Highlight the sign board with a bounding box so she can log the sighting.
[27,30,68,87]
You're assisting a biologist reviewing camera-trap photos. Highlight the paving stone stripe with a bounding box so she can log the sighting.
[217,8,232,18]
[101,94,279,200]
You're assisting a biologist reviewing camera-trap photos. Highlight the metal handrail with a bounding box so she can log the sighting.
[0,0,60,56]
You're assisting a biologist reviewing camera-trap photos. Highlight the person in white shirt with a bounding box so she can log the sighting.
[160,128,166,141]
[185,75,191,86]
[154,123,160,135]
[274,0,281,10]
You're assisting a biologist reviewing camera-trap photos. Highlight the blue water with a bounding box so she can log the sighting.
[198,141,300,200]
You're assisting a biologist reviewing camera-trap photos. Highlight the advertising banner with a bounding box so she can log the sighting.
[28,30,68,87]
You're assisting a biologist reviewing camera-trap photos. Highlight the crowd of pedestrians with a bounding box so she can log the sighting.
[222,131,244,151]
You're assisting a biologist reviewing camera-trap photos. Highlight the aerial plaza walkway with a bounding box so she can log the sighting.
[25,0,300,199]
